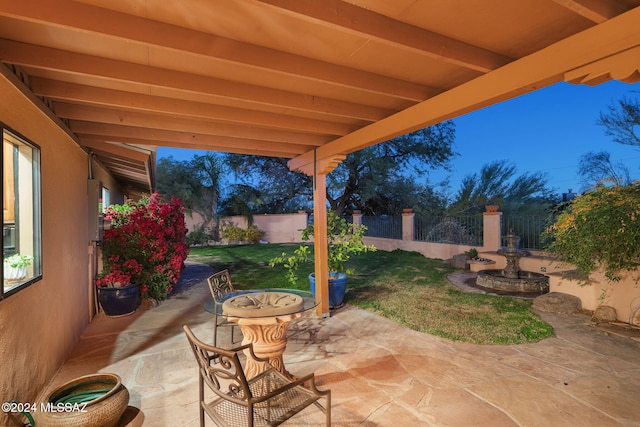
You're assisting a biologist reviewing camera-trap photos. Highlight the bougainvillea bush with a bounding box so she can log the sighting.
[96,192,189,300]
[544,183,640,282]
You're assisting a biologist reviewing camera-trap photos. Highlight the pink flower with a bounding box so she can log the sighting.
[96,192,189,300]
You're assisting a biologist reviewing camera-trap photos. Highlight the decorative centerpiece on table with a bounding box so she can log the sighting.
[270,210,375,308]
[95,193,189,316]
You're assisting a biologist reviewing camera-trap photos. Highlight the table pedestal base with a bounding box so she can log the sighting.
[230,313,301,379]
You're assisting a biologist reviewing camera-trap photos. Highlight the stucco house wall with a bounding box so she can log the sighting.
[0,70,125,425]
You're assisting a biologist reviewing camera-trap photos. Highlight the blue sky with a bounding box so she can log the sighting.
[157,80,640,196]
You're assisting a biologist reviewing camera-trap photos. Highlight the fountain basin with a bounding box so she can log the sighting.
[476,269,549,293]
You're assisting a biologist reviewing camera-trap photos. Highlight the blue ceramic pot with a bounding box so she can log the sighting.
[97,283,140,316]
[308,272,347,308]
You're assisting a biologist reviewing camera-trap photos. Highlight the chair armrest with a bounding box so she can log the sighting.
[304,374,331,397]
[242,343,271,364]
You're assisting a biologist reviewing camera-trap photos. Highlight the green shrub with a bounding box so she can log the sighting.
[220,221,265,244]
[544,183,640,282]
[187,223,211,246]
[245,224,265,243]
[464,248,479,259]
[221,222,246,242]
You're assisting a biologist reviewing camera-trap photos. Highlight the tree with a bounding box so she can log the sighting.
[598,96,640,148]
[225,155,312,213]
[327,122,456,215]
[156,153,225,237]
[190,153,224,226]
[156,156,202,209]
[217,184,262,223]
[225,122,456,216]
[577,151,632,190]
[447,160,557,216]
[357,176,448,217]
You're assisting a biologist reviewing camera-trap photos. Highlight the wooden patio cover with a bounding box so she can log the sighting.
[1,0,639,314]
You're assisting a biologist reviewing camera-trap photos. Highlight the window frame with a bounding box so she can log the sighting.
[2,123,42,298]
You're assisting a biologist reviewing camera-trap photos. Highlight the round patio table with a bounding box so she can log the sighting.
[204,288,317,379]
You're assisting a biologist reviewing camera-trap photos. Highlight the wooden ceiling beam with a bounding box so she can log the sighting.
[552,0,628,23]
[256,0,512,73]
[98,160,148,176]
[0,0,434,101]
[0,40,393,121]
[79,135,299,158]
[54,102,330,146]
[81,138,151,162]
[71,122,313,157]
[31,79,358,135]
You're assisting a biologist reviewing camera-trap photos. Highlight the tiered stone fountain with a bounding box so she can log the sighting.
[476,233,549,293]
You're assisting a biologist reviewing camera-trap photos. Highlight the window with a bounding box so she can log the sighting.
[2,125,42,297]
[101,186,110,213]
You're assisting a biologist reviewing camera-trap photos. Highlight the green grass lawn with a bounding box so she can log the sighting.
[188,244,554,345]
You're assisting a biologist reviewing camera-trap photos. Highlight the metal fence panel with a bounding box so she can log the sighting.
[414,215,483,246]
[361,215,402,239]
[502,215,552,250]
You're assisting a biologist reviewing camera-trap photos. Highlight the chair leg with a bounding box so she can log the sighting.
[212,314,219,347]
[199,377,205,427]
[325,393,331,426]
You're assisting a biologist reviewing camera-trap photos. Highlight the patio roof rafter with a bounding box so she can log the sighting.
[0,40,396,121]
[255,0,513,73]
[30,79,361,137]
[0,0,436,101]
[71,122,315,158]
[552,0,630,23]
[55,103,329,148]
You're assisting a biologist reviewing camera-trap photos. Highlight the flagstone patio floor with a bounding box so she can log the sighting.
[39,262,640,426]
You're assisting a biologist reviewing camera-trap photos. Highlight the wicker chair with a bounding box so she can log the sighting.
[207,270,241,347]
[184,325,331,427]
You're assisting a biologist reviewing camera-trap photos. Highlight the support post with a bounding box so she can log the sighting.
[288,153,345,317]
[313,173,330,317]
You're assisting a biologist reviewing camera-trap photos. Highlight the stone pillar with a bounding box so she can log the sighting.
[402,208,414,241]
[483,207,502,251]
[352,210,362,225]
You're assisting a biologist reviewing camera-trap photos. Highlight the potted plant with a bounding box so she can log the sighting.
[94,268,140,316]
[270,210,375,307]
[3,253,33,281]
[99,193,189,301]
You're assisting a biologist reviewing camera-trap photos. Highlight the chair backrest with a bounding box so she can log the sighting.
[207,269,235,300]
[183,325,252,404]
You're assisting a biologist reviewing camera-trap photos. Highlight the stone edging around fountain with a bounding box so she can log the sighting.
[447,272,546,299]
